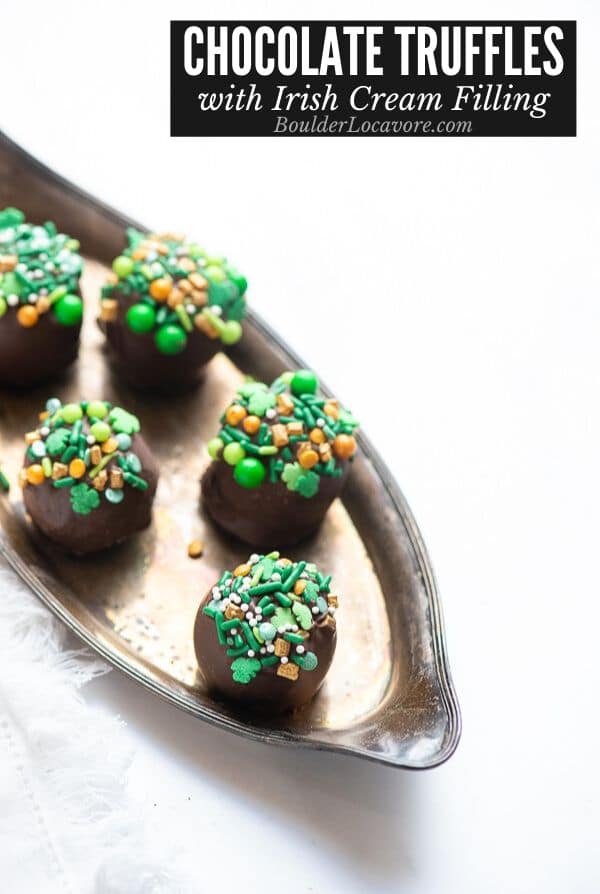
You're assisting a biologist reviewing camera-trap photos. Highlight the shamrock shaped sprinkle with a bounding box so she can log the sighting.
[231,657,261,684]
[70,483,100,516]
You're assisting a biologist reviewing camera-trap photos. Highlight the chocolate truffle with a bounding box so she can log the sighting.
[20,397,158,555]
[99,229,247,390]
[201,370,359,547]
[0,208,84,387]
[194,552,338,711]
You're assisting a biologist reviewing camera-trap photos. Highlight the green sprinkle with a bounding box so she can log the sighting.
[261,604,276,617]
[283,632,305,644]
[215,613,226,645]
[123,472,149,490]
[247,582,281,597]
[89,453,113,479]
[60,445,78,463]
[241,622,260,652]
[226,645,249,657]
[52,476,75,488]
[0,470,9,493]
[258,446,278,455]
[175,303,193,332]
[281,561,306,593]
[274,592,293,607]
[41,457,52,478]
[260,656,279,667]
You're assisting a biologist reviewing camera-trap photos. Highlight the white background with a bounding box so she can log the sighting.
[3,1,600,892]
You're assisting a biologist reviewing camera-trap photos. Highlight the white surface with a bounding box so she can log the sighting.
[2,1,600,892]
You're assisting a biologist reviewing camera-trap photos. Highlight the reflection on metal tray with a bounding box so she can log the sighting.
[0,130,460,769]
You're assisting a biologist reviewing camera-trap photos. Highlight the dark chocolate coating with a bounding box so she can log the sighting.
[100,290,221,391]
[23,434,158,555]
[0,311,81,388]
[201,459,349,548]
[194,588,336,711]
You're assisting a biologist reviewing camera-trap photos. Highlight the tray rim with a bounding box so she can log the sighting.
[0,128,461,769]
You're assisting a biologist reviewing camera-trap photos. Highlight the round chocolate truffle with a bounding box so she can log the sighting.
[20,397,158,555]
[0,208,84,387]
[201,371,359,547]
[194,552,338,711]
[99,229,247,390]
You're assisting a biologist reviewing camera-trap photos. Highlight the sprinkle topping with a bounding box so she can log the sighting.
[20,398,149,515]
[207,370,359,499]
[0,208,83,329]
[203,552,337,684]
[100,228,247,355]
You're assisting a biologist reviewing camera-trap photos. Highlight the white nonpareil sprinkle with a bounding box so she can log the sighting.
[280,656,288,664]
[265,408,277,420]
[312,606,319,614]
[210,305,222,316]
[316,418,325,427]
[296,645,305,654]
[247,650,255,658]
[7,294,19,306]
[267,644,275,653]
[39,427,50,437]
[249,554,259,564]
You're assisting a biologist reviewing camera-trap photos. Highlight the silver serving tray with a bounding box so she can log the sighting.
[0,130,460,769]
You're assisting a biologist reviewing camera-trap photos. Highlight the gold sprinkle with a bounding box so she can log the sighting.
[277,662,299,681]
[293,580,307,596]
[224,604,244,620]
[109,467,124,489]
[274,637,290,657]
[93,470,108,491]
[52,462,68,480]
[271,424,289,448]
[25,431,40,445]
[189,272,208,290]
[233,563,251,577]
[187,539,204,559]
[194,314,219,339]
[287,421,304,436]
[100,299,119,323]
[90,445,103,466]
[327,594,339,608]
[0,254,18,272]
[276,394,294,416]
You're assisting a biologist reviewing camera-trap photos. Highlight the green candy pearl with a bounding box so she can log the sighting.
[223,442,245,466]
[61,403,83,423]
[207,437,224,459]
[90,421,111,443]
[220,320,242,346]
[234,457,265,489]
[0,296,6,318]
[291,369,318,397]
[105,488,124,504]
[112,255,134,278]
[126,303,156,334]
[87,401,108,419]
[155,324,187,355]
[54,294,83,326]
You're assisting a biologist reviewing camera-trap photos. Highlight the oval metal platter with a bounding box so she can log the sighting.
[0,131,460,769]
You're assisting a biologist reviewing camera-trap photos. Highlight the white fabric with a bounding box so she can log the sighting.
[0,563,195,893]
